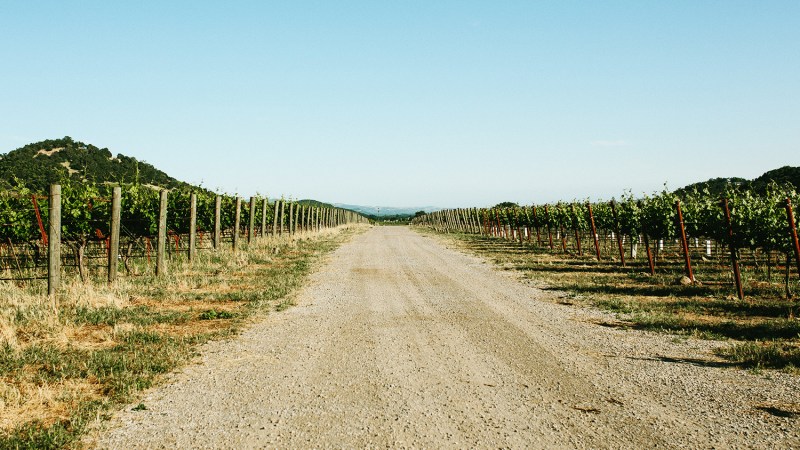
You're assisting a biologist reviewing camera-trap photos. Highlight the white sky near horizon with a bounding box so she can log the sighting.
[1,1,798,208]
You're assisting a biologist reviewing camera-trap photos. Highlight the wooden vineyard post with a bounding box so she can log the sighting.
[248,196,256,244]
[571,204,582,256]
[213,195,221,249]
[279,200,285,235]
[675,200,694,282]
[312,207,317,232]
[233,197,241,251]
[524,208,532,242]
[638,201,655,276]
[273,200,280,235]
[48,184,61,297]
[504,210,511,239]
[610,200,626,267]
[643,233,655,276]
[722,198,744,299]
[544,205,554,250]
[189,193,197,261]
[295,204,300,233]
[785,198,800,280]
[587,203,601,261]
[261,198,268,238]
[156,190,168,276]
[533,206,542,245]
[108,187,121,282]
[288,201,294,235]
[507,209,517,241]
[498,209,505,238]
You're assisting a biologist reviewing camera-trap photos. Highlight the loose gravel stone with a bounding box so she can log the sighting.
[90,227,800,448]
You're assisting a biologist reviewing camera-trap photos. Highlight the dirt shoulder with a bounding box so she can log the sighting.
[92,226,800,448]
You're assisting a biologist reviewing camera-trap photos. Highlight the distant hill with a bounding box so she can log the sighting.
[4,137,796,210]
[675,166,799,197]
[750,166,800,193]
[333,204,442,217]
[296,199,335,209]
[674,177,749,198]
[0,136,188,192]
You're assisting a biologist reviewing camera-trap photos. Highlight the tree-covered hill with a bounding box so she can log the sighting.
[674,167,799,198]
[673,177,749,198]
[0,136,188,192]
[750,166,800,193]
[296,199,336,209]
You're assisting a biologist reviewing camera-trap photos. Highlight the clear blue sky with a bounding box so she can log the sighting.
[1,1,798,208]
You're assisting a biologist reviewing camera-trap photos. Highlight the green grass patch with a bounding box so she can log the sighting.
[422,228,800,372]
[715,341,800,372]
[0,225,368,448]
[198,309,236,320]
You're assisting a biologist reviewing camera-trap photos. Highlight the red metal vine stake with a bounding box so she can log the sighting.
[638,201,655,276]
[571,204,582,256]
[785,198,800,280]
[722,198,744,300]
[675,200,694,282]
[31,195,48,245]
[544,205,554,250]
[587,203,601,261]
[610,200,626,267]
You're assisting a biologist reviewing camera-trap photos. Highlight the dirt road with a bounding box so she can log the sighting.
[93,227,800,448]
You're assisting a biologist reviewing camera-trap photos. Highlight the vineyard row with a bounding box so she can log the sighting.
[412,184,800,300]
[0,183,369,296]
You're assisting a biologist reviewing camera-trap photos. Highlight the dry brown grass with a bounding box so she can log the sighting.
[0,378,102,432]
[0,224,369,446]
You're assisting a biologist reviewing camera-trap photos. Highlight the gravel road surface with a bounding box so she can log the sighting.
[93,227,800,448]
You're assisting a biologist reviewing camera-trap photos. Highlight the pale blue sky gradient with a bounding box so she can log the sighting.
[1,1,798,207]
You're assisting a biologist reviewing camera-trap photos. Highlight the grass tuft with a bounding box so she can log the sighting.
[715,341,800,372]
[0,224,369,447]
[423,229,800,372]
